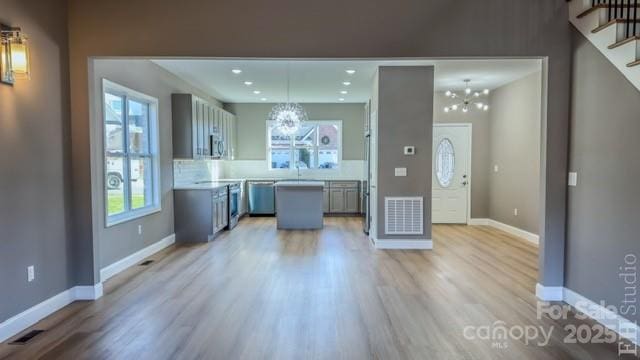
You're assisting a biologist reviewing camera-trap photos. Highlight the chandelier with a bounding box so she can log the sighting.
[443,79,489,113]
[268,62,307,135]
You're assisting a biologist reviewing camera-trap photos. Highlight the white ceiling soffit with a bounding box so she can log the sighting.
[151,58,542,103]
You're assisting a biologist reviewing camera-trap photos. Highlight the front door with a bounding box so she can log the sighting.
[432,124,470,224]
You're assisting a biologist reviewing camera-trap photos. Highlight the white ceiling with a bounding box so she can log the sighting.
[152,58,542,103]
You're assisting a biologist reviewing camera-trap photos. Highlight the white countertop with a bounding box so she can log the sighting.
[274,180,325,187]
[174,181,240,190]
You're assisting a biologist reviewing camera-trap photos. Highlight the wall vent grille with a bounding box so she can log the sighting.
[385,197,424,235]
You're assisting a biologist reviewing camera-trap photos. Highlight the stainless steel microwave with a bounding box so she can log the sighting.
[209,134,225,159]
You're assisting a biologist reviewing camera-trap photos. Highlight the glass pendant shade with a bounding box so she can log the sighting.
[268,102,308,135]
[0,41,10,83]
[269,62,307,135]
[1,27,30,84]
[9,40,29,79]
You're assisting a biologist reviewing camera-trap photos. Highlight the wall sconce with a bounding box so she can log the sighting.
[1,25,30,85]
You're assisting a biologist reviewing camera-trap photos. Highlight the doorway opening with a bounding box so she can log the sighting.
[431,60,544,250]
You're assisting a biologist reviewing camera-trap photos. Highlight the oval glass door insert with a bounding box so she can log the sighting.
[436,138,455,187]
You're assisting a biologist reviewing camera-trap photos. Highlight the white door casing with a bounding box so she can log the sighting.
[432,124,471,224]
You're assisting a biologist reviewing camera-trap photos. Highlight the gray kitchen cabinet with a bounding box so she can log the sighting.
[329,189,345,213]
[220,112,236,160]
[212,190,220,232]
[171,93,235,159]
[327,181,360,214]
[345,189,359,213]
[323,188,330,213]
[174,187,228,243]
[212,188,229,233]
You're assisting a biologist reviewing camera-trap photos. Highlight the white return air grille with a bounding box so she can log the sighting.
[385,197,424,235]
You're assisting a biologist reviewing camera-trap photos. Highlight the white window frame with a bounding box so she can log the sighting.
[266,120,342,171]
[102,79,161,227]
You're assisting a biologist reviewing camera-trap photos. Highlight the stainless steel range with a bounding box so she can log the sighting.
[228,182,241,229]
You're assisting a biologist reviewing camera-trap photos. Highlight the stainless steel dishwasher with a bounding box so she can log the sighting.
[248,181,275,215]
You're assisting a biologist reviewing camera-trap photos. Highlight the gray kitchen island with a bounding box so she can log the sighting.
[274,181,324,230]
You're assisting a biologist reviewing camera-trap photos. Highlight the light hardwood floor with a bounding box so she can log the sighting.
[0,217,633,359]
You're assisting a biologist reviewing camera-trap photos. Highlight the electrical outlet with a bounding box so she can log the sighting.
[27,266,35,282]
[494,165,499,173]
[138,225,143,235]
[514,208,518,216]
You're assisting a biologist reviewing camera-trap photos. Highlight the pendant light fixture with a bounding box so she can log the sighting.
[443,79,489,114]
[268,62,307,135]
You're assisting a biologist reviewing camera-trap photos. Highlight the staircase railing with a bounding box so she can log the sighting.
[591,0,639,38]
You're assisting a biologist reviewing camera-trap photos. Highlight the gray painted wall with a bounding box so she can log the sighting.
[5,0,609,326]
[91,59,222,268]
[224,103,365,160]
[0,0,73,323]
[566,28,640,322]
[67,0,571,289]
[434,93,491,219]
[376,66,434,240]
[488,72,542,234]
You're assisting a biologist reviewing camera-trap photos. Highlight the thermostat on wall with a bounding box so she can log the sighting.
[404,146,415,155]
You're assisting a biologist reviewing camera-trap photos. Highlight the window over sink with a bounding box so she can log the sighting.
[103,79,161,226]
[267,120,341,170]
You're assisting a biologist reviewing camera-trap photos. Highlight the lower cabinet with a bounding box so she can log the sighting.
[345,189,359,213]
[329,189,345,213]
[174,186,228,243]
[212,188,228,233]
[327,181,360,214]
[323,188,330,213]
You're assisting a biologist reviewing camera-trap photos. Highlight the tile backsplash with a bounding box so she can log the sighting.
[174,159,365,186]
[173,159,225,186]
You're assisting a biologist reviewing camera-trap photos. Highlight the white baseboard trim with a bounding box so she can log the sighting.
[372,238,433,250]
[563,287,640,346]
[535,284,640,346]
[535,283,564,301]
[0,283,104,343]
[100,233,175,282]
[468,218,489,226]
[469,218,539,246]
[1,233,175,343]
[73,283,104,300]
[0,289,74,343]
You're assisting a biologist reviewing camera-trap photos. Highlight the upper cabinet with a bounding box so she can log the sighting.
[172,94,236,160]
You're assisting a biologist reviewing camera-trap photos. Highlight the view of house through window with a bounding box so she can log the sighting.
[268,121,341,170]
[103,80,160,225]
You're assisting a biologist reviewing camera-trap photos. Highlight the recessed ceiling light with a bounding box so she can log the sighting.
[231,69,242,74]
[339,98,345,102]
[345,70,356,75]
[253,90,261,94]
[340,90,348,94]
[261,97,267,101]
[244,81,253,86]
[342,81,351,86]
